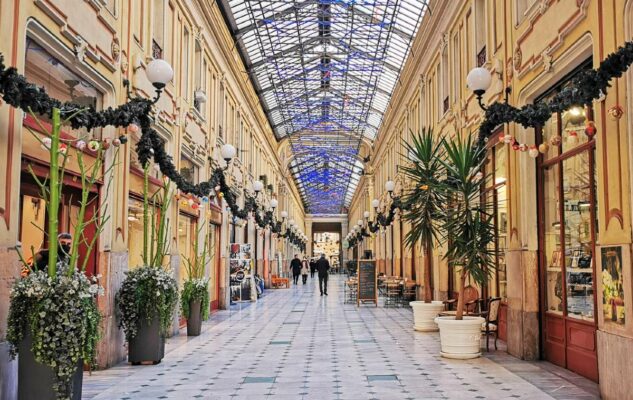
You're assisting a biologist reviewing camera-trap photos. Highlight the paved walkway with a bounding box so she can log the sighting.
[83,275,599,400]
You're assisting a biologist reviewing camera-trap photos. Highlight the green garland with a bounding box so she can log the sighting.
[478,41,633,145]
[7,268,102,400]
[115,266,179,341]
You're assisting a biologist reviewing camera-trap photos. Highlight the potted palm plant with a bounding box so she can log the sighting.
[400,128,446,331]
[181,224,210,336]
[434,134,496,359]
[7,108,112,400]
[116,171,178,364]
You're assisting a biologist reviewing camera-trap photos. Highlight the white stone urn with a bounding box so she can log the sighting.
[410,301,445,332]
[434,316,485,359]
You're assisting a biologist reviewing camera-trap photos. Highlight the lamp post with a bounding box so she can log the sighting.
[385,180,396,276]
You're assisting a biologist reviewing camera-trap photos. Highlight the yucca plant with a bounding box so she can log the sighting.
[440,134,496,320]
[400,128,446,303]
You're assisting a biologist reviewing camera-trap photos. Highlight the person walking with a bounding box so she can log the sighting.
[316,253,330,296]
[309,258,317,278]
[290,254,302,285]
[301,257,309,284]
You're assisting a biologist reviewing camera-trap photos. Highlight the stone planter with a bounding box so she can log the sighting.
[18,332,83,400]
[128,313,165,365]
[434,316,485,359]
[187,299,202,336]
[410,301,445,332]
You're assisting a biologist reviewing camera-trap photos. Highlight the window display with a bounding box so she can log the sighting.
[601,246,625,325]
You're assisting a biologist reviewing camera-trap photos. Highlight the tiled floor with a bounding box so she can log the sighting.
[83,275,600,400]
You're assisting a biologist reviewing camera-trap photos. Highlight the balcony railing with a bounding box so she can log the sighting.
[477,46,486,68]
[152,40,163,60]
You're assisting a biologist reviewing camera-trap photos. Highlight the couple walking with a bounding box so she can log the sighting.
[290,254,330,295]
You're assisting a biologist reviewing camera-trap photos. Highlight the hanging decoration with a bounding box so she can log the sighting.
[477,41,633,149]
[0,55,306,248]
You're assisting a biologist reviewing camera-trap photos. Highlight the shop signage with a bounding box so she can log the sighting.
[357,259,377,306]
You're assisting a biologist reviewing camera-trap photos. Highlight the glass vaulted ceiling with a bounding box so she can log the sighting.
[218,0,428,214]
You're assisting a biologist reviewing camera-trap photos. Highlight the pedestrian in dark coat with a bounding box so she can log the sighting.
[309,259,317,278]
[290,254,302,285]
[316,254,330,296]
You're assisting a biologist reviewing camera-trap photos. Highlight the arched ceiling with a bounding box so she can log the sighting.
[218,0,429,213]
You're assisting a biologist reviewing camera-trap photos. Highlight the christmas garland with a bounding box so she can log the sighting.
[0,54,306,245]
[477,41,633,147]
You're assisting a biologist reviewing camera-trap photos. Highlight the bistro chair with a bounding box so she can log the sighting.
[442,285,481,314]
[401,281,417,306]
[481,297,502,351]
[384,280,401,307]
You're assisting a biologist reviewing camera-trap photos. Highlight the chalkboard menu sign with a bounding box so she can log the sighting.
[357,259,377,306]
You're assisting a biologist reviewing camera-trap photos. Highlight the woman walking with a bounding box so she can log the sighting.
[301,257,309,284]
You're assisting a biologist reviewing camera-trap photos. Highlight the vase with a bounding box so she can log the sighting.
[410,301,445,332]
[128,313,165,365]
[434,316,485,359]
[18,332,83,400]
[187,299,202,336]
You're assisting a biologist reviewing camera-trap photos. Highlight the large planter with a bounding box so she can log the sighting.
[410,301,445,332]
[187,299,202,336]
[18,332,83,400]
[128,313,165,365]
[435,316,485,359]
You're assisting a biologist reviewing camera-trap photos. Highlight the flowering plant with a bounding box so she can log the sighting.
[7,266,103,399]
[181,278,210,320]
[116,265,178,341]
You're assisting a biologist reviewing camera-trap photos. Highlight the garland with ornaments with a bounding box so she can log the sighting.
[0,55,306,248]
[347,197,403,249]
[477,41,633,154]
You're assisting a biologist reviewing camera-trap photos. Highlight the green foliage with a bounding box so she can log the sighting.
[400,128,446,249]
[116,266,179,341]
[181,278,210,320]
[7,268,103,400]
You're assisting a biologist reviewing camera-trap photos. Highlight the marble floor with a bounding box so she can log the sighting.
[83,275,600,400]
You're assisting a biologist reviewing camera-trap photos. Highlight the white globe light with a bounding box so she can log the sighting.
[221,144,236,161]
[146,59,174,89]
[270,199,278,209]
[289,219,295,226]
[466,67,492,94]
[252,180,264,193]
[280,211,288,219]
[371,199,380,209]
[385,180,396,193]
[363,211,370,219]
[357,219,364,226]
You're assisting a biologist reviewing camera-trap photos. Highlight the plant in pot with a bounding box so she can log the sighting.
[181,224,210,336]
[116,171,178,365]
[7,109,113,400]
[434,133,496,359]
[400,128,446,331]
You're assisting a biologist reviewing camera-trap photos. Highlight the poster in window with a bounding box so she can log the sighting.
[601,246,625,325]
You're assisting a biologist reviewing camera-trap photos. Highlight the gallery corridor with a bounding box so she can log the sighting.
[83,276,598,400]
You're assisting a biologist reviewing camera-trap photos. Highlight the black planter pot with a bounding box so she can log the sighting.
[128,313,165,365]
[18,332,83,400]
[187,299,202,336]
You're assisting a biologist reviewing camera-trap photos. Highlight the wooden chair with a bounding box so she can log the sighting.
[401,281,417,306]
[443,285,481,314]
[481,297,502,351]
[384,281,401,307]
[271,275,289,289]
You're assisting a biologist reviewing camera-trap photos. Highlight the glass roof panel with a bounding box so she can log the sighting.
[219,0,428,213]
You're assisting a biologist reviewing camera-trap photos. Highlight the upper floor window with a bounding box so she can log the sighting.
[441,46,449,114]
[24,39,103,139]
[180,154,198,184]
[193,40,206,115]
[183,27,190,100]
[152,0,165,59]
[474,0,486,67]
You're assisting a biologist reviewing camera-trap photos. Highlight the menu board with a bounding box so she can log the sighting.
[357,259,377,306]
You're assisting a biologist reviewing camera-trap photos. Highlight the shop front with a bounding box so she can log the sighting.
[537,65,599,382]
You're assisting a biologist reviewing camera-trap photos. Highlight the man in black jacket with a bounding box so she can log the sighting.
[316,254,330,296]
[290,254,302,285]
[309,258,317,278]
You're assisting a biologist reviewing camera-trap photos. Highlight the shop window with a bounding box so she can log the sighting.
[24,39,103,139]
[207,223,218,303]
[178,214,197,286]
[193,40,205,114]
[539,67,597,322]
[127,197,146,269]
[483,141,508,299]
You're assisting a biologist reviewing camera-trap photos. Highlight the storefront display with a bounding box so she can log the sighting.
[230,243,253,302]
[601,246,625,325]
